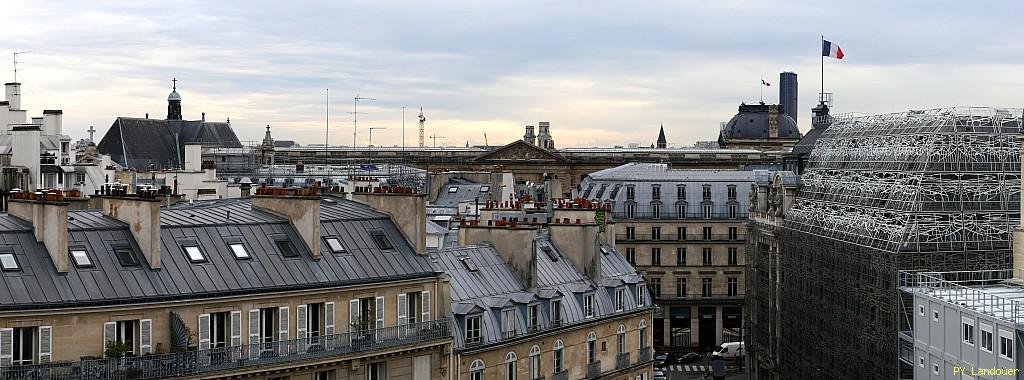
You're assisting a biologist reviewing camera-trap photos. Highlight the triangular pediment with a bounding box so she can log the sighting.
[474,140,569,163]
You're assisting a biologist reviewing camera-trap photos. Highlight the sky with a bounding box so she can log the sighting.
[2,0,1023,148]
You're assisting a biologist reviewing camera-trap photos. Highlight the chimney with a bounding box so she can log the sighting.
[0,100,8,133]
[458,224,539,289]
[184,143,202,171]
[11,125,40,190]
[101,196,162,269]
[548,223,603,282]
[42,110,62,135]
[5,83,21,110]
[7,198,69,272]
[252,194,321,259]
[351,190,428,255]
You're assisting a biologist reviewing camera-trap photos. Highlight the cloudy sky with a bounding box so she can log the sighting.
[3,0,1022,148]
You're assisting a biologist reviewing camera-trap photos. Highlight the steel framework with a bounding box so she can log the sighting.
[777,107,1022,379]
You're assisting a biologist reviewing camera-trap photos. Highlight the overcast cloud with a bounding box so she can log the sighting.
[2,0,1022,148]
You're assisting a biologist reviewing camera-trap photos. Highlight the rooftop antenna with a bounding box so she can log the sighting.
[12,51,30,83]
[350,94,375,147]
[325,88,329,166]
[418,107,426,147]
[430,133,444,148]
[401,106,406,152]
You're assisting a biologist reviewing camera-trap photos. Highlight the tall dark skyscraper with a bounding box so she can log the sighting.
[779,72,797,126]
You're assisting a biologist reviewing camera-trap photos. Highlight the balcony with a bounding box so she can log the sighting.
[0,320,449,380]
[617,352,631,370]
[639,346,653,363]
[552,370,568,380]
[613,211,747,220]
[587,361,602,378]
[667,292,745,304]
[616,234,746,242]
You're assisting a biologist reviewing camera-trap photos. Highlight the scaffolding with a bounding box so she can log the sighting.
[775,107,1022,379]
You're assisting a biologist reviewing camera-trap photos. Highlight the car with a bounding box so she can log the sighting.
[675,351,703,364]
[652,370,668,380]
[653,353,669,367]
[711,342,745,359]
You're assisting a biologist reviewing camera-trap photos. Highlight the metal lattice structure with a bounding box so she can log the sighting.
[777,107,1022,379]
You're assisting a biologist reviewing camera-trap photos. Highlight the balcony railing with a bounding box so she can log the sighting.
[0,320,449,380]
[639,346,653,363]
[667,292,746,301]
[587,361,602,378]
[617,352,630,370]
[613,211,747,220]
[616,233,745,242]
[552,370,568,380]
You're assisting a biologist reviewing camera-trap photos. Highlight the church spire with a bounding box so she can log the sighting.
[656,124,667,148]
[167,77,182,120]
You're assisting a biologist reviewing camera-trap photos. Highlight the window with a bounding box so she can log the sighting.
[637,284,646,306]
[551,299,563,325]
[676,248,686,265]
[702,227,712,240]
[625,226,636,240]
[114,246,139,266]
[469,359,485,380]
[727,185,737,200]
[729,204,738,219]
[702,278,712,297]
[501,308,516,339]
[676,277,687,298]
[728,227,738,240]
[625,248,636,265]
[677,185,686,200]
[113,320,136,356]
[324,237,346,253]
[651,185,660,200]
[932,363,939,375]
[651,227,661,240]
[702,185,711,200]
[962,318,975,346]
[466,315,482,344]
[728,278,738,297]
[315,370,336,380]
[728,248,738,265]
[617,324,627,354]
[480,185,490,192]
[626,186,635,200]
[69,248,93,268]
[10,327,37,365]
[651,278,662,298]
[210,312,228,348]
[529,345,541,379]
[677,227,687,240]
[306,303,324,341]
[229,243,250,259]
[182,245,206,263]
[275,239,299,257]
[259,307,277,349]
[583,293,595,318]
[981,324,993,352]
[615,288,625,311]
[703,248,712,265]
[553,340,565,372]
[370,232,394,250]
[587,331,597,363]
[639,320,648,349]
[918,356,924,368]
[367,361,387,380]
[651,248,661,265]
[505,352,517,380]
[625,203,635,219]
[703,203,713,219]
[1000,330,1014,360]
[918,304,925,316]
[448,187,458,193]
[651,203,661,219]
[528,304,539,330]
[676,203,687,219]
[932,310,939,322]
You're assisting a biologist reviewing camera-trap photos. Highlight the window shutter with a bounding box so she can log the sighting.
[349,300,360,332]
[421,291,431,322]
[325,302,335,336]
[248,310,260,351]
[38,326,52,363]
[397,293,408,327]
[102,322,116,356]
[138,320,152,355]
[198,314,211,350]
[278,306,289,341]
[0,328,12,366]
[296,304,308,340]
[230,312,242,347]
[375,296,385,329]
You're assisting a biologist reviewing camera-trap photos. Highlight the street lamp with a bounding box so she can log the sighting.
[368,127,386,147]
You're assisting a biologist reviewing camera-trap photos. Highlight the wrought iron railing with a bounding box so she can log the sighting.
[639,346,653,363]
[899,269,1024,326]
[587,361,602,378]
[616,233,745,242]
[613,211,747,220]
[551,370,568,380]
[0,320,448,380]
[617,352,630,370]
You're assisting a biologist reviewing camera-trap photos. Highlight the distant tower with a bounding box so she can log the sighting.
[779,72,798,125]
[167,78,182,120]
[418,107,426,147]
[260,124,275,165]
[656,124,667,148]
[537,122,554,150]
[523,125,536,145]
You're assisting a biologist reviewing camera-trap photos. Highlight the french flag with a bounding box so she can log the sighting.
[822,40,844,59]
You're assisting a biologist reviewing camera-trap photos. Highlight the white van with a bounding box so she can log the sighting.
[712,342,744,359]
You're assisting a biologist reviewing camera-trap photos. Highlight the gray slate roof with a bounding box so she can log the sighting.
[433,180,492,207]
[97,117,242,170]
[578,163,755,216]
[0,196,437,311]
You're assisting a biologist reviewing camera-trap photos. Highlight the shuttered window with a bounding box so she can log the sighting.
[138,320,152,355]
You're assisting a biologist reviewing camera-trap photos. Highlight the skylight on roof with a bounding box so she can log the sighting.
[479,185,490,192]
[229,243,249,259]
[69,249,93,267]
[183,245,207,263]
[0,253,19,271]
[448,187,458,193]
[325,237,346,253]
[276,240,300,257]
[115,247,139,267]
[542,246,558,261]
[461,257,479,272]
[370,232,394,250]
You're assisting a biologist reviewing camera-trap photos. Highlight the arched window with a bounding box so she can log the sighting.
[617,324,627,354]
[470,359,485,380]
[505,352,517,380]
[639,320,648,350]
[529,345,541,379]
[553,339,565,373]
[587,331,598,364]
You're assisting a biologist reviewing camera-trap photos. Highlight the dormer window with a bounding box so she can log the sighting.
[651,185,660,200]
[0,252,19,271]
[702,185,712,200]
[370,232,394,250]
[626,185,635,200]
[466,314,482,344]
[324,237,346,253]
[583,293,595,318]
[677,185,686,200]
[69,248,93,268]
[727,185,737,200]
[182,245,207,263]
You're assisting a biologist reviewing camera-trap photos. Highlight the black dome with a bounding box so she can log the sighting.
[721,103,800,139]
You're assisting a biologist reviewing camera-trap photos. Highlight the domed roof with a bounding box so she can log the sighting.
[167,89,181,102]
[720,103,800,140]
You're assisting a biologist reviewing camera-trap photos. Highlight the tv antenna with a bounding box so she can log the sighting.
[430,134,444,148]
[13,51,31,83]
[349,94,375,147]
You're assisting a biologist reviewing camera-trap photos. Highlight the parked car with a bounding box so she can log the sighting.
[711,342,745,359]
[653,353,669,368]
[652,370,668,380]
[675,351,703,364]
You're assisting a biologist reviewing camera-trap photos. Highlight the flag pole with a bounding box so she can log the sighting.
[821,35,824,101]
[760,76,763,103]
